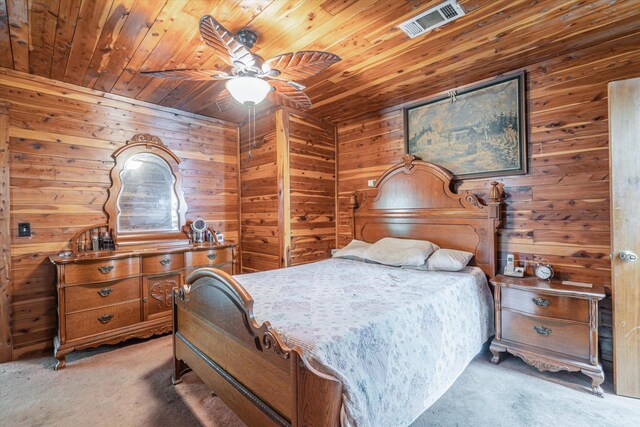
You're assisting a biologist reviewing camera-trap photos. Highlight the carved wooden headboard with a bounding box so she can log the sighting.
[347,155,503,276]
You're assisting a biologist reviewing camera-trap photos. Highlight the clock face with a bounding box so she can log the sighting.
[535,264,553,280]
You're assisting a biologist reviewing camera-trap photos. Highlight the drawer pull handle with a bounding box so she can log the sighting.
[98,265,115,274]
[97,288,113,297]
[207,253,217,260]
[533,325,552,336]
[532,297,551,308]
[98,314,113,324]
[159,258,172,266]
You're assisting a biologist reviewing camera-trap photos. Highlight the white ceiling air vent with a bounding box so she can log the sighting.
[398,0,465,38]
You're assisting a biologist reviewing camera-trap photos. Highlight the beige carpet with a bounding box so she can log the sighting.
[1,335,639,427]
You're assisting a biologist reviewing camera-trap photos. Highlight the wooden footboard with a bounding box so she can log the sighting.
[172,268,342,427]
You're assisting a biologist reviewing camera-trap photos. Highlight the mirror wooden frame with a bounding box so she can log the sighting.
[105,133,189,247]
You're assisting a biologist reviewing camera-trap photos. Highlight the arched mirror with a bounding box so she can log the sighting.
[105,134,189,247]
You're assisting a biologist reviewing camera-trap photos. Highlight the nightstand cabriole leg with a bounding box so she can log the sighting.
[581,367,605,398]
[490,342,506,365]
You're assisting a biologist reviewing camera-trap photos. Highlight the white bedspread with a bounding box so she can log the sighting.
[234,258,494,427]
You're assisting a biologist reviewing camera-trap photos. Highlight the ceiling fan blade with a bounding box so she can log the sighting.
[263,51,341,82]
[199,15,256,69]
[215,88,233,113]
[269,80,312,110]
[286,81,306,91]
[140,68,231,81]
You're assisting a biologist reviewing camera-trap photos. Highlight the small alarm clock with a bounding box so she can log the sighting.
[535,259,554,280]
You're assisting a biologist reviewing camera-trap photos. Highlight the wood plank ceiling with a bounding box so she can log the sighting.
[1,0,639,123]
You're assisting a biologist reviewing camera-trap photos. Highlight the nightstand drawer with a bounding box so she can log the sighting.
[502,287,589,323]
[502,309,590,360]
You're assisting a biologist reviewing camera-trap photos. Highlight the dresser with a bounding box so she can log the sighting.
[489,275,606,396]
[50,243,236,369]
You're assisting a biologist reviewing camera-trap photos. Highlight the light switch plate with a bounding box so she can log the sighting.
[18,223,31,237]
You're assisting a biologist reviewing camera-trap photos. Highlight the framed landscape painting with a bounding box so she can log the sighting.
[405,72,527,180]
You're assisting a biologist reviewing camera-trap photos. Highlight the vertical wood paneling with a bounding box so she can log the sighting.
[336,39,640,370]
[0,102,11,362]
[0,68,238,359]
[287,112,336,266]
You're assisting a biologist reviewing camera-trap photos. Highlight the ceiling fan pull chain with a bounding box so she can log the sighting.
[247,103,252,159]
[252,103,257,149]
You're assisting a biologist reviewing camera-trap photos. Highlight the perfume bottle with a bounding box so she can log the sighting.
[103,231,112,250]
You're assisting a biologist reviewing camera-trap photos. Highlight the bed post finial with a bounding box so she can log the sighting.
[402,154,417,170]
[489,181,502,203]
[348,192,358,209]
[348,192,358,240]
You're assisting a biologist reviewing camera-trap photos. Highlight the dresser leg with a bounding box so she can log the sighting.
[54,355,66,371]
[490,342,506,365]
[53,336,67,370]
[581,367,605,398]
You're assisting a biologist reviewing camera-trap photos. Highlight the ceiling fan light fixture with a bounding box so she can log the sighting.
[225,76,271,105]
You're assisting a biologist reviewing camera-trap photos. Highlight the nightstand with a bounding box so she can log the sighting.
[489,275,606,396]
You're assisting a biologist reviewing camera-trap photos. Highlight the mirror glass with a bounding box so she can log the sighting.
[117,153,179,232]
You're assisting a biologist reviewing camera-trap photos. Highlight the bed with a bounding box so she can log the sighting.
[171,155,503,426]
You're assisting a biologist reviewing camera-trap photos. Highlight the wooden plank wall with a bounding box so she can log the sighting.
[0,68,239,359]
[239,112,280,273]
[287,112,335,266]
[239,109,336,272]
[336,35,640,371]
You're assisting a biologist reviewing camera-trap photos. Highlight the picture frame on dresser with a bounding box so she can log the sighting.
[405,72,528,180]
[49,134,237,370]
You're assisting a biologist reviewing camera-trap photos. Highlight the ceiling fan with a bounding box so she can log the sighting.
[141,15,341,112]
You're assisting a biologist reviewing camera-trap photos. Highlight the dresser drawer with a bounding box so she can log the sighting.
[142,253,184,274]
[65,277,141,313]
[502,309,590,360]
[64,258,140,285]
[65,300,141,341]
[185,248,232,268]
[502,287,589,323]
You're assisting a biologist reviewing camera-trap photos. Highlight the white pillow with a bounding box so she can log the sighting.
[363,237,439,267]
[332,239,372,261]
[427,249,474,271]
